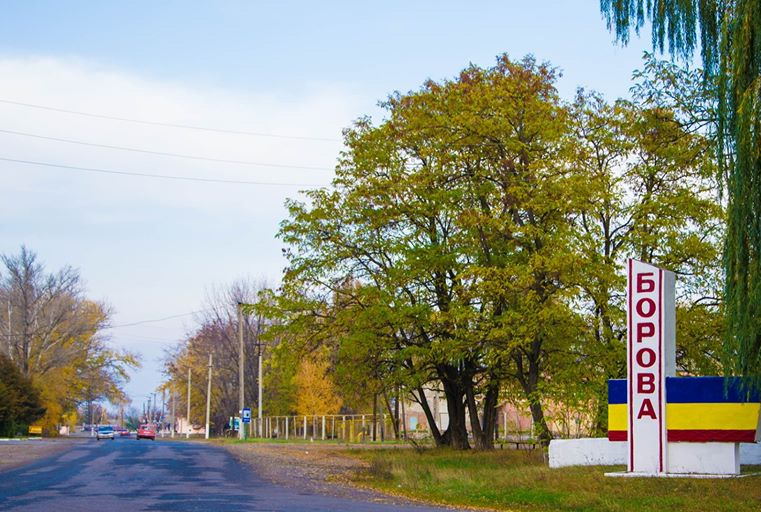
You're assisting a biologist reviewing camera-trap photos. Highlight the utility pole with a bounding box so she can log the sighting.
[171,389,176,438]
[205,353,213,440]
[237,302,245,440]
[258,343,263,435]
[186,367,192,439]
[6,300,10,357]
[161,388,166,437]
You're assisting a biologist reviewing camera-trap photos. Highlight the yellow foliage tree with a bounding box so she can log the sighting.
[294,351,342,416]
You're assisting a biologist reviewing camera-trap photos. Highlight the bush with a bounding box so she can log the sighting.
[0,354,45,437]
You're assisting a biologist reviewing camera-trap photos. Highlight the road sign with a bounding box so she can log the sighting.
[626,259,674,473]
[242,407,251,423]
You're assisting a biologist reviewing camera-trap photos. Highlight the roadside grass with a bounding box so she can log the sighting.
[346,447,761,512]
[214,437,411,446]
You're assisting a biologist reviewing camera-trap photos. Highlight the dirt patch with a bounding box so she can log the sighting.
[0,438,84,472]
[224,442,423,506]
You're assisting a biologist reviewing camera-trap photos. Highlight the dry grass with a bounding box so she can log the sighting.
[346,448,761,512]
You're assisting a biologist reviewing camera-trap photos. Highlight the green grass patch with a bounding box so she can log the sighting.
[346,448,761,512]
[213,436,411,446]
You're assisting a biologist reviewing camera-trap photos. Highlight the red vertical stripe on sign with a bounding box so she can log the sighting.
[657,269,663,473]
[628,259,634,471]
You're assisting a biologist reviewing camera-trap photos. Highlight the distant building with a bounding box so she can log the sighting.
[403,385,593,440]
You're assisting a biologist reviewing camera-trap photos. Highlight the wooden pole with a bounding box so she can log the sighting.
[205,353,213,439]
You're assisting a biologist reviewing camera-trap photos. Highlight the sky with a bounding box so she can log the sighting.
[0,1,656,408]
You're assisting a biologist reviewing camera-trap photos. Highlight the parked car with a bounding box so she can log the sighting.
[96,425,115,441]
[114,426,130,437]
[136,424,156,440]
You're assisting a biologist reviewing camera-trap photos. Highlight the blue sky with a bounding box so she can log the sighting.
[0,1,656,408]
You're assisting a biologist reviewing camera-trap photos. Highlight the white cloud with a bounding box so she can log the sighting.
[0,56,364,402]
[0,56,363,217]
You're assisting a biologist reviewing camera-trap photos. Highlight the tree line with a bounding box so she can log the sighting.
[0,247,139,436]
[164,54,724,449]
[262,54,724,449]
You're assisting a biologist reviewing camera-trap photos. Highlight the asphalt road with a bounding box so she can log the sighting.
[0,437,457,512]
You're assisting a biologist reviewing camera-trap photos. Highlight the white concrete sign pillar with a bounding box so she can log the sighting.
[627,259,675,474]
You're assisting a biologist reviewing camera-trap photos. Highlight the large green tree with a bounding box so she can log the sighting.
[570,56,724,432]
[600,0,761,388]
[270,53,725,447]
[278,55,585,448]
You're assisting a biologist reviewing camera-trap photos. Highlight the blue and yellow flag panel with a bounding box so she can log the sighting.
[608,377,761,443]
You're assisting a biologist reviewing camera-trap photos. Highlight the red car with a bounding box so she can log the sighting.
[136,424,156,440]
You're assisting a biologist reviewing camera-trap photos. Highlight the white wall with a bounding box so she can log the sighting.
[548,438,626,468]
[741,442,761,464]
[549,438,761,469]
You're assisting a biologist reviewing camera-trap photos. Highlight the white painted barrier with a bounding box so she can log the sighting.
[549,438,761,469]
[740,442,761,464]
[548,438,626,468]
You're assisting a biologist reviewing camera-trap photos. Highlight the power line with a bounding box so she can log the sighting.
[0,128,334,172]
[0,98,342,142]
[106,311,203,329]
[0,156,326,187]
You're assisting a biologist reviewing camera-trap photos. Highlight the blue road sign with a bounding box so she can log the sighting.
[242,407,251,423]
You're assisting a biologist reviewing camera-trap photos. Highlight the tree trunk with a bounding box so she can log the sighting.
[439,365,470,450]
[414,386,445,446]
[394,387,400,440]
[514,350,552,445]
[465,374,499,450]
[382,390,400,439]
[372,393,377,441]
[528,397,551,445]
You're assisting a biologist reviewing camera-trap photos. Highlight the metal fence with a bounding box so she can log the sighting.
[247,414,401,442]
[242,412,538,444]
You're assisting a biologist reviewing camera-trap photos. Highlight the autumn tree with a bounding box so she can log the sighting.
[294,348,342,416]
[163,280,272,434]
[0,247,140,432]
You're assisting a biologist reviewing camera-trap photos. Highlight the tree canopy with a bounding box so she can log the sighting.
[0,246,140,433]
[265,53,723,448]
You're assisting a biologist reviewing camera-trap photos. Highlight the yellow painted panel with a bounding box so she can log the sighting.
[666,403,760,430]
[608,404,628,431]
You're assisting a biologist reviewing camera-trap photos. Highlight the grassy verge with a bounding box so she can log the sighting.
[346,448,761,512]
[212,437,411,446]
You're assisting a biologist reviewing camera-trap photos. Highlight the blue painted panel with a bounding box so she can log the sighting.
[608,379,627,404]
[607,376,760,404]
[666,376,760,403]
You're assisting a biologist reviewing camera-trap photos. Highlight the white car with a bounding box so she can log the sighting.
[96,426,115,440]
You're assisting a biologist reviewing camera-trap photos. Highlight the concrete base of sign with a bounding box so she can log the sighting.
[604,443,741,477]
[603,471,754,479]
[549,438,761,470]
[668,442,739,475]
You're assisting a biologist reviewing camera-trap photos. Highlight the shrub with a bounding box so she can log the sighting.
[0,354,45,437]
